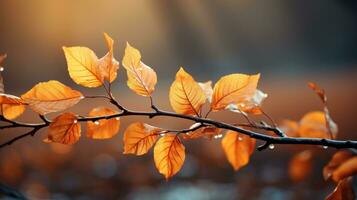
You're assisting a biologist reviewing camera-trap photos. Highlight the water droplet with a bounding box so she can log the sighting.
[0,67,4,72]
[268,144,275,150]
[73,120,78,124]
[238,137,243,141]
[94,121,100,125]
[323,145,328,149]
[115,117,120,121]
[214,134,223,139]
[160,133,165,137]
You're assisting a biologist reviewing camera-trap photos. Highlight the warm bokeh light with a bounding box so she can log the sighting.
[1,0,357,199]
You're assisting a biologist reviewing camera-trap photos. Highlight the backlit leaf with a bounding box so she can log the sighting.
[308,82,338,138]
[1,104,25,120]
[122,43,157,96]
[154,134,185,180]
[21,80,83,115]
[222,130,256,170]
[63,46,103,87]
[326,177,355,200]
[86,107,120,139]
[279,120,299,137]
[98,32,119,83]
[211,73,260,111]
[299,111,337,139]
[169,67,206,115]
[44,112,81,145]
[0,94,26,120]
[123,122,161,155]
[288,150,313,182]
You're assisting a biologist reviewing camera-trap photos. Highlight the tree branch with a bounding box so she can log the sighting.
[1,104,356,149]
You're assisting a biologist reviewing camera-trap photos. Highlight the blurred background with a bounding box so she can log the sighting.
[1,0,357,199]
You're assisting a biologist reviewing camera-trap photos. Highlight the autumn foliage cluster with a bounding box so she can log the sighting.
[0,33,356,199]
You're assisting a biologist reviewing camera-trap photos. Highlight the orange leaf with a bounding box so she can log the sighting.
[154,134,185,180]
[211,73,260,111]
[63,46,103,87]
[98,32,119,83]
[279,119,300,137]
[21,80,83,115]
[123,122,161,155]
[86,107,120,139]
[1,104,25,120]
[44,112,81,145]
[323,151,354,181]
[308,82,338,138]
[122,43,157,96]
[183,123,221,140]
[299,111,337,139]
[221,130,256,170]
[0,94,26,120]
[288,150,313,182]
[325,177,355,200]
[331,156,357,182]
[308,82,327,103]
[169,67,206,115]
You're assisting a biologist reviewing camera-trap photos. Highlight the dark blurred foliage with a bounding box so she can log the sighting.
[0,0,357,199]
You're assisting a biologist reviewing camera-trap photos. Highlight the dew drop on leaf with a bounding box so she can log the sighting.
[0,67,4,72]
[160,133,165,137]
[323,145,328,149]
[238,137,243,141]
[115,117,120,121]
[73,119,78,124]
[94,121,100,125]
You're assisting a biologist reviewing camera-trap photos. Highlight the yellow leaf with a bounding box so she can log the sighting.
[154,134,185,180]
[1,104,25,120]
[169,67,206,115]
[86,107,120,139]
[63,46,103,87]
[122,42,141,69]
[122,43,157,96]
[98,32,119,83]
[211,73,260,111]
[0,94,26,120]
[44,112,81,145]
[221,130,256,171]
[123,122,161,155]
[299,111,337,139]
[21,80,83,115]
[288,150,313,182]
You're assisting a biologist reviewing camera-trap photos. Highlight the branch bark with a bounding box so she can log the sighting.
[1,97,356,150]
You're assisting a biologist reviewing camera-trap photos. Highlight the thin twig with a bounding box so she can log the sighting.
[1,106,357,149]
[0,93,356,150]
